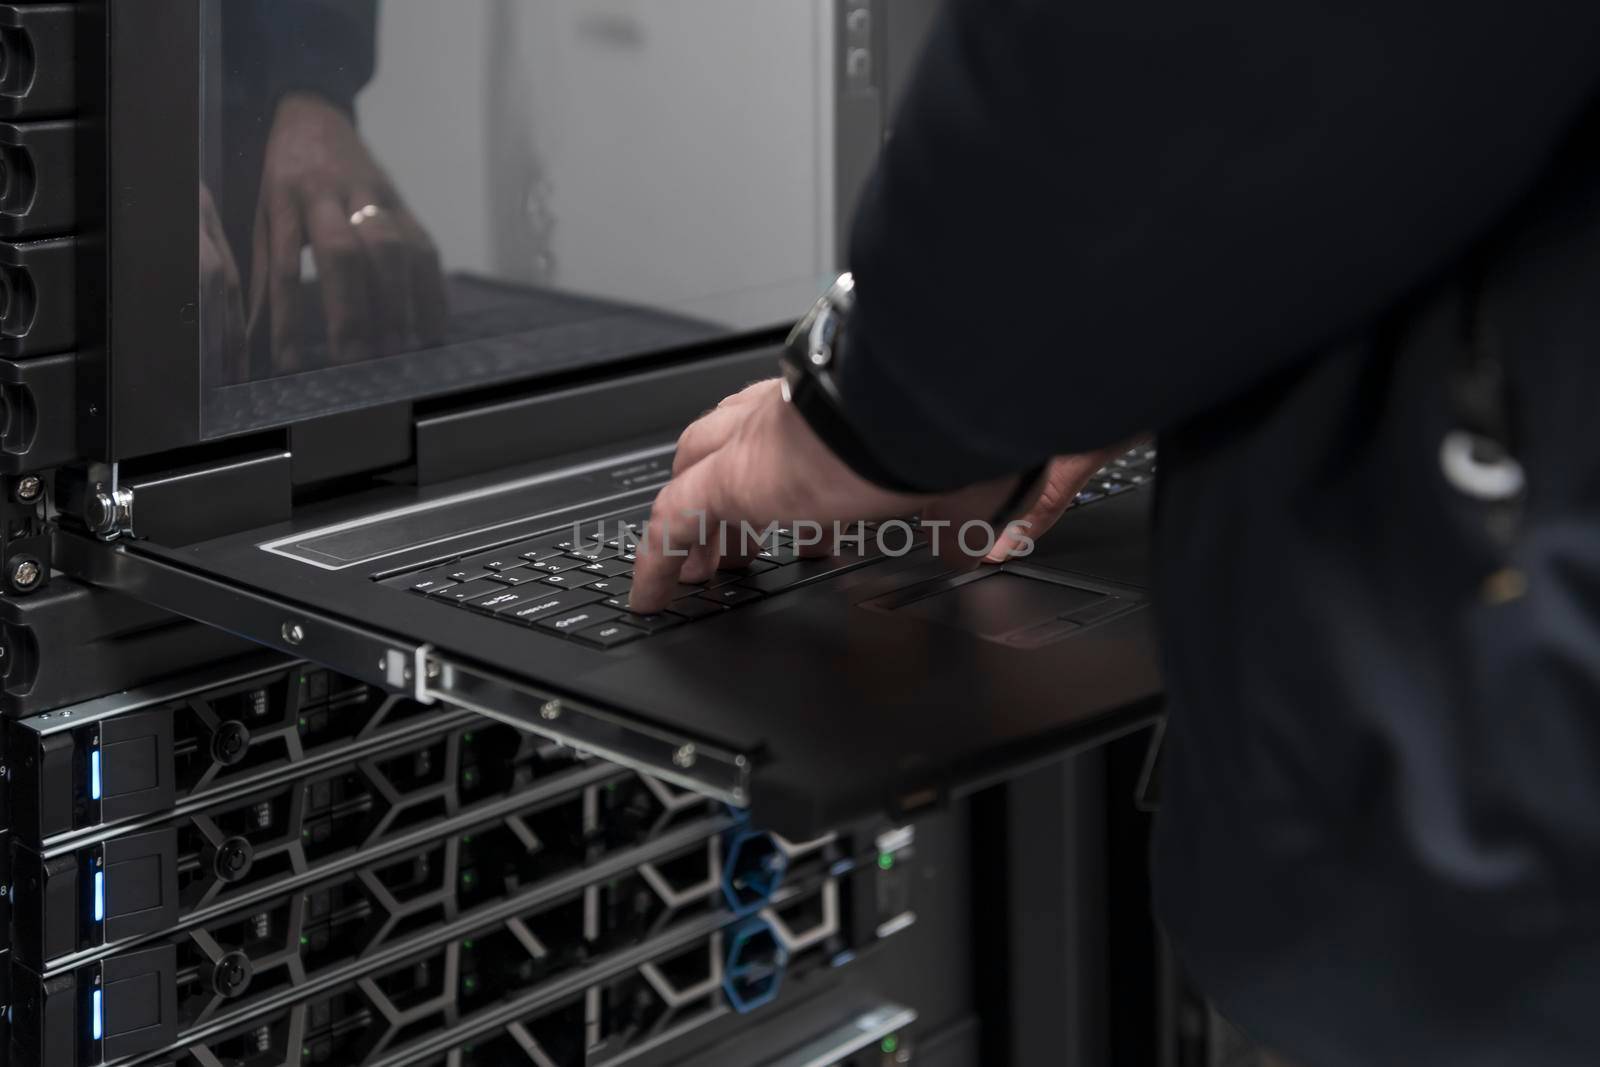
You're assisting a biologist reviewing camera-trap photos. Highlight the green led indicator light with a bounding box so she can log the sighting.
[881,1034,899,1054]
[462,871,477,888]
[464,732,475,743]
[298,718,308,728]
[463,939,475,950]
[463,976,478,993]
[299,935,310,946]
[877,852,895,871]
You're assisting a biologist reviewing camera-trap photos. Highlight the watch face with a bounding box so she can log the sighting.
[808,309,839,368]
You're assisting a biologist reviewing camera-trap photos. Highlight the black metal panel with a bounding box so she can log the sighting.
[99,943,179,1061]
[0,4,77,120]
[8,968,76,1067]
[105,0,200,459]
[122,449,293,547]
[289,402,412,487]
[0,353,77,472]
[414,348,779,486]
[0,120,76,238]
[100,827,179,945]
[7,845,76,966]
[7,730,73,842]
[0,577,257,720]
[0,236,74,357]
[97,709,175,826]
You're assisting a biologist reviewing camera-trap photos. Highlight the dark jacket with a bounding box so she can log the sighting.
[840,1,1600,1063]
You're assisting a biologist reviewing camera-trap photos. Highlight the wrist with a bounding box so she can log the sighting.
[779,274,935,494]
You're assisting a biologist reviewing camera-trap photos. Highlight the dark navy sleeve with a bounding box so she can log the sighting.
[248,0,378,113]
[837,0,1600,489]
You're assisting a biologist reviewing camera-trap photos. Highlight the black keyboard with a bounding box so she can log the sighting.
[389,445,1156,650]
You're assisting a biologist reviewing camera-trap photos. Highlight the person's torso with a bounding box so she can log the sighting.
[1152,96,1600,1067]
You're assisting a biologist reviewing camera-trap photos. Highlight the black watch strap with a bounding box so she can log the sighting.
[779,274,931,495]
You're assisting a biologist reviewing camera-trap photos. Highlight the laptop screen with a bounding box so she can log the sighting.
[198,0,879,439]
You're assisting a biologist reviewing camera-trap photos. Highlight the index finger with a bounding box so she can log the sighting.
[629,454,727,614]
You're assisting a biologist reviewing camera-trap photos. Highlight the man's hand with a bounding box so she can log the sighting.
[248,92,447,371]
[984,448,1125,563]
[627,379,1118,614]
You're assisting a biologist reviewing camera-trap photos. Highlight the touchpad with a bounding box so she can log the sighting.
[879,571,1139,649]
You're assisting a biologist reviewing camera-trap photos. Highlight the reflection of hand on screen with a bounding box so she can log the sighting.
[246,91,447,372]
[200,183,248,381]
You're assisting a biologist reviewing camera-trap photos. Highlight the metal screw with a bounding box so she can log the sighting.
[10,559,40,590]
[673,744,697,769]
[540,700,562,721]
[281,622,305,645]
[13,475,41,503]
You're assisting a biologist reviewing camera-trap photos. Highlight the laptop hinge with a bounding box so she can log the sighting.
[412,347,777,486]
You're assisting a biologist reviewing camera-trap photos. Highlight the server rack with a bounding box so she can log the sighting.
[4,655,951,1066]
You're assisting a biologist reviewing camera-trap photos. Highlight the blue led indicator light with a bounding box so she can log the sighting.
[94,870,105,922]
[90,749,102,800]
[92,990,103,1040]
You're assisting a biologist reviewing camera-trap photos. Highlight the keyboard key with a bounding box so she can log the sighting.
[500,589,603,623]
[580,558,632,578]
[457,550,525,572]
[552,535,599,554]
[428,578,505,603]
[537,607,622,634]
[667,596,728,620]
[408,570,460,595]
[467,588,534,614]
[699,586,764,608]
[574,621,646,648]
[739,554,868,595]
[609,610,685,634]
[528,556,589,574]
[702,569,750,589]
[539,572,598,590]
[757,544,802,565]
[586,576,633,598]
[486,568,538,586]
[721,558,778,576]
[518,545,567,563]
[567,546,618,564]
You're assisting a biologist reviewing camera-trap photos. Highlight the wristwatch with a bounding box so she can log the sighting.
[779,273,927,494]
